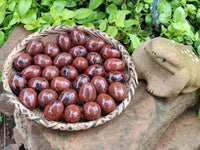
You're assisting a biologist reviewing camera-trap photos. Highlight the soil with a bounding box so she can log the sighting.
[0,115,16,149]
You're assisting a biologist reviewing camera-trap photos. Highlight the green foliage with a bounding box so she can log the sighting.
[0,0,200,54]
[0,113,2,122]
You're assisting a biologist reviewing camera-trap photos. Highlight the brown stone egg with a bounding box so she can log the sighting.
[91,76,108,94]
[44,42,60,58]
[9,73,27,95]
[83,102,101,121]
[64,104,82,123]
[71,28,87,45]
[69,46,87,58]
[73,74,90,91]
[51,77,71,93]
[96,94,116,114]
[100,45,121,59]
[84,64,105,78]
[104,58,125,72]
[44,101,64,121]
[21,65,42,80]
[85,38,105,52]
[79,82,96,104]
[19,88,37,110]
[72,57,88,72]
[58,89,78,106]
[38,89,58,107]
[53,52,73,68]
[42,66,59,81]
[14,53,32,71]
[60,65,78,81]
[33,54,52,69]
[108,82,126,101]
[26,39,44,56]
[86,52,103,65]
[105,71,126,84]
[56,33,72,52]
[28,77,49,93]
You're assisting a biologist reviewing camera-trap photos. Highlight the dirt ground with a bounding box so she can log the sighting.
[0,115,15,149]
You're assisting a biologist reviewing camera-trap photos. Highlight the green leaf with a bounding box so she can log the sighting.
[21,9,37,24]
[173,7,185,22]
[124,19,138,28]
[159,14,170,24]
[115,10,131,27]
[145,15,152,25]
[97,12,106,20]
[106,26,118,37]
[112,0,123,5]
[0,30,4,45]
[66,1,77,7]
[0,71,2,81]
[62,9,76,20]
[127,33,141,53]
[198,109,200,119]
[135,3,143,14]
[0,10,5,25]
[186,4,197,15]
[41,0,51,6]
[41,12,54,24]
[62,19,76,25]
[8,1,17,12]
[18,0,32,16]
[83,23,95,28]
[50,8,60,21]
[75,8,93,19]
[51,1,66,13]
[106,4,118,14]
[99,20,107,31]
[89,0,103,9]
[144,0,153,4]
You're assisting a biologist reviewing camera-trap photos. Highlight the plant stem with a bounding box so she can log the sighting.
[32,0,48,11]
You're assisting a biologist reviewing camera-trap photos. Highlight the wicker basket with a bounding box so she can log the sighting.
[2,25,138,131]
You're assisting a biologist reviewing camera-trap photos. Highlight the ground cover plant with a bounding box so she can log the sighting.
[0,0,199,54]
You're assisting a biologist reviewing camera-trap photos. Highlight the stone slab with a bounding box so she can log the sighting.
[154,107,200,150]
[13,82,200,150]
[0,24,32,72]
[0,24,32,115]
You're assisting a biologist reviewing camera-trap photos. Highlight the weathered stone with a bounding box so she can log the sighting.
[13,82,200,150]
[154,109,200,150]
[0,24,32,72]
[0,24,33,116]
[3,144,20,150]
[14,109,52,150]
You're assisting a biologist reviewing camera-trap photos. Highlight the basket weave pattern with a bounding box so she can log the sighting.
[2,25,138,131]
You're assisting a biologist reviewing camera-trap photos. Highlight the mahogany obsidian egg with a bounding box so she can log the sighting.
[71,29,87,45]
[105,71,126,84]
[9,73,27,95]
[26,39,44,56]
[14,53,32,71]
[33,54,52,69]
[104,58,125,72]
[44,101,64,121]
[85,38,105,52]
[100,45,121,59]
[58,89,78,106]
[28,77,49,93]
[64,104,82,123]
[86,52,103,65]
[50,77,71,93]
[91,76,108,94]
[38,89,58,107]
[83,102,101,121]
[56,33,72,52]
[53,52,73,68]
[84,64,105,78]
[42,66,59,81]
[44,42,60,58]
[19,88,37,110]
[21,65,42,80]
[72,74,90,91]
[61,65,78,81]
[108,82,126,101]
[72,57,88,72]
[69,46,87,58]
[96,94,116,114]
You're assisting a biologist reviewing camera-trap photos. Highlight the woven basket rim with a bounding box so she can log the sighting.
[2,25,138,131]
